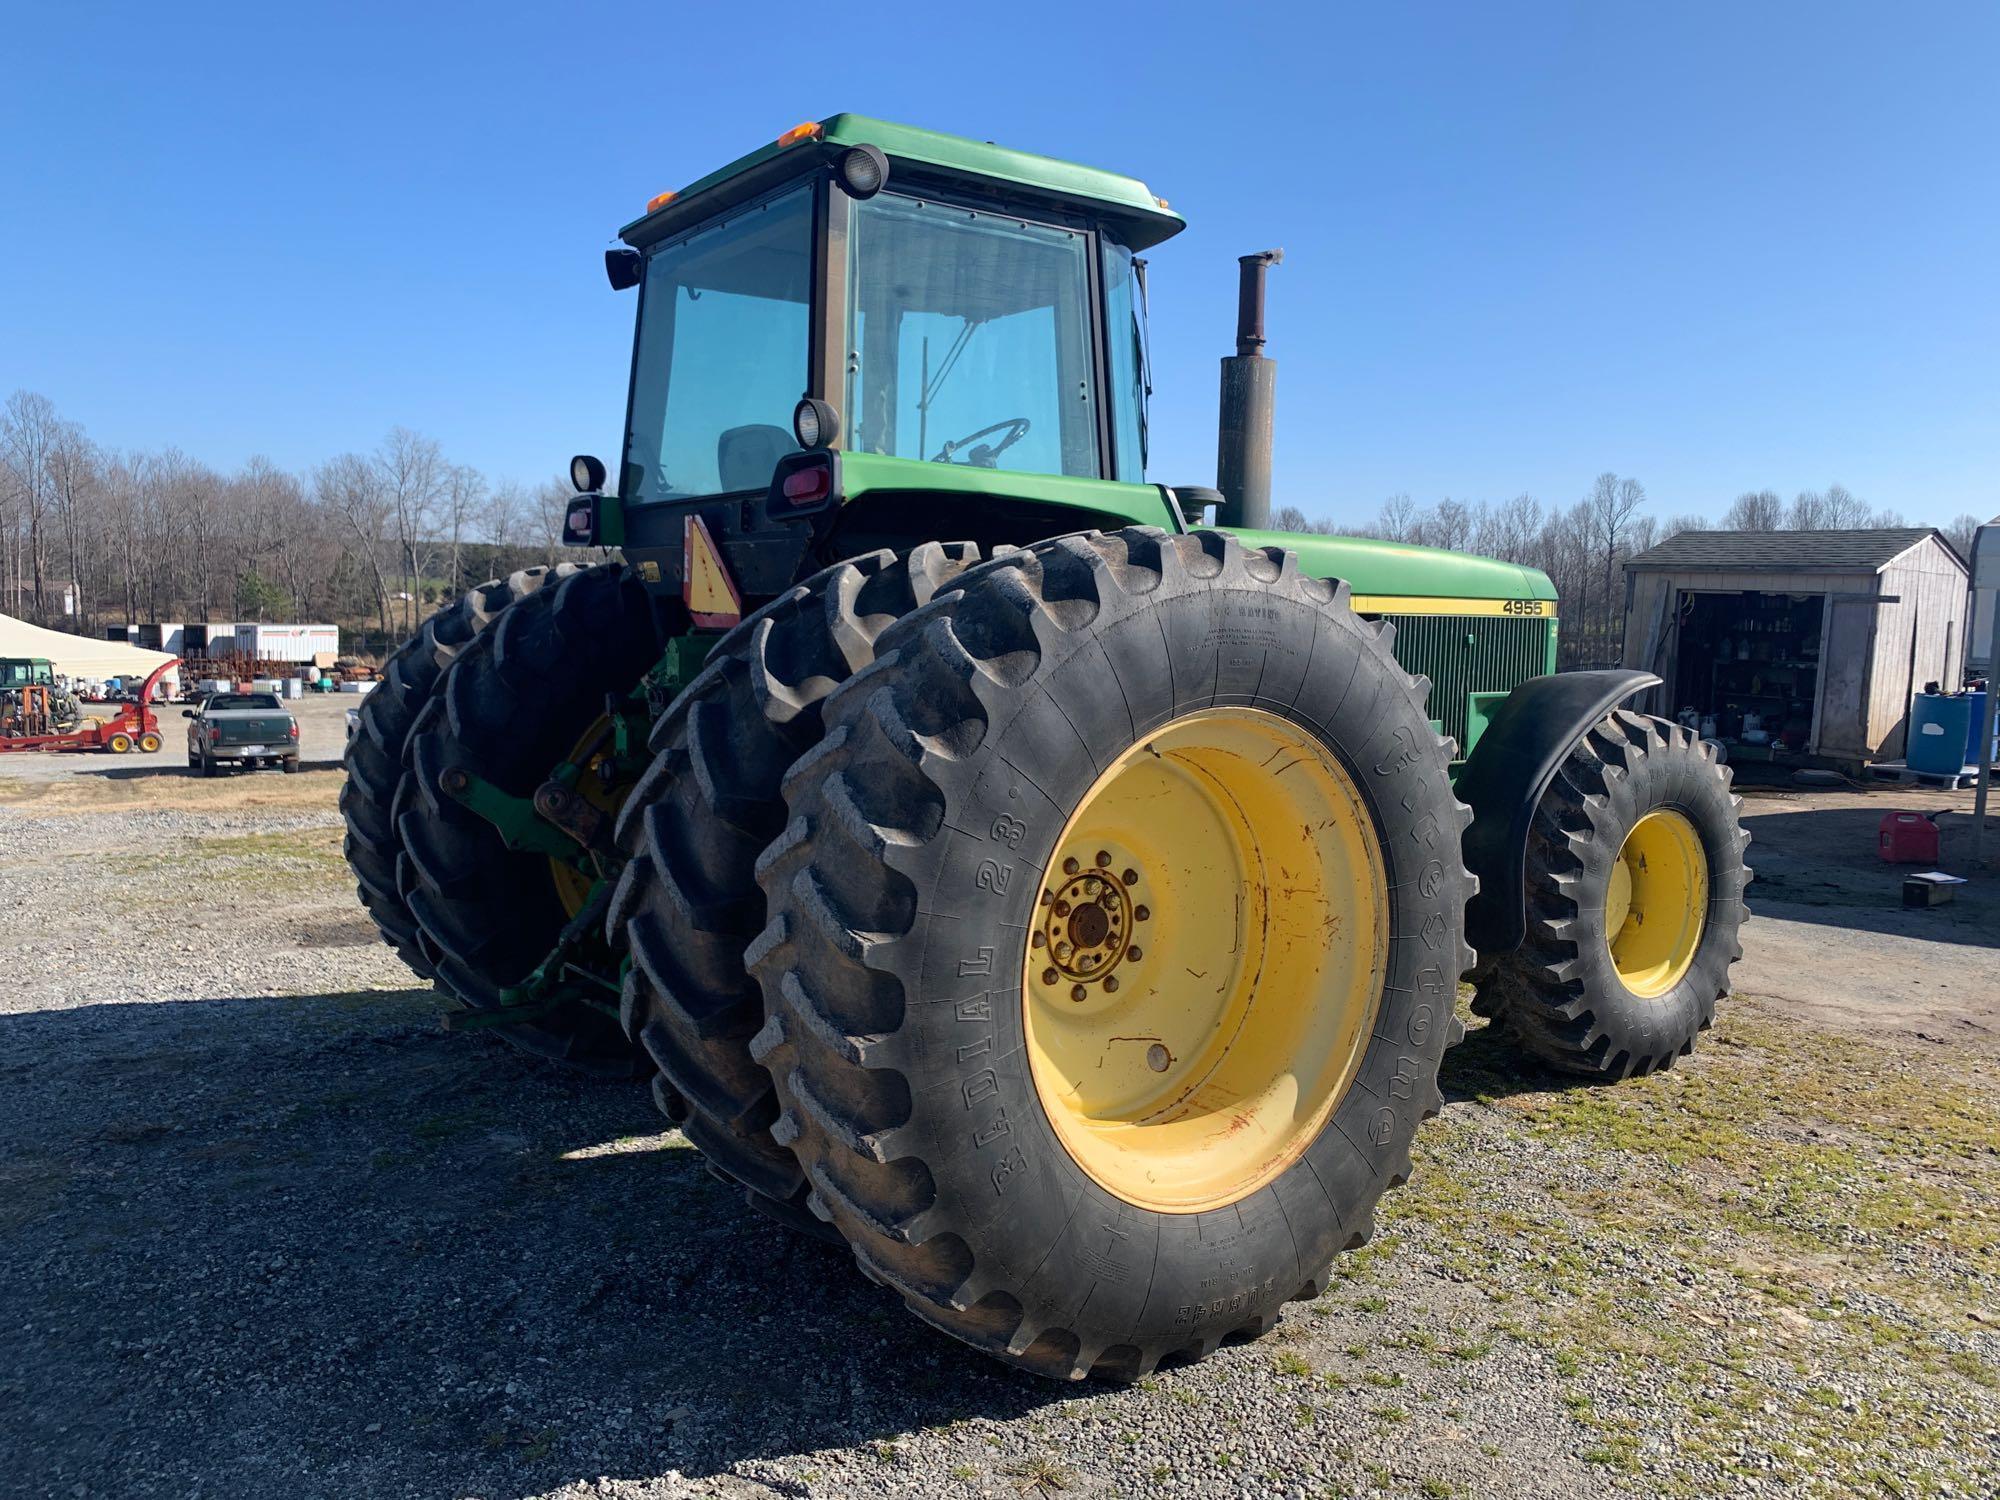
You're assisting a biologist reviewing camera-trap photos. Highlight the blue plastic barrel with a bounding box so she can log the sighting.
[1908,692,1972,775]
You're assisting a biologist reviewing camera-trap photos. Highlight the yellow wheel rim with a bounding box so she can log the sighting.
[548,715,631,919]
[1605,809,1708,999]
[1022,707,1389,1214]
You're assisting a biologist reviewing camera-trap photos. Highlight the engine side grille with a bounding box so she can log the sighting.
[1374,613,1553,757]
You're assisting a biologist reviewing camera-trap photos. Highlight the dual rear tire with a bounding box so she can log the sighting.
[743,529,1475,1378]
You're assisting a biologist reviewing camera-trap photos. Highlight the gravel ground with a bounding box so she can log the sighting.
[2,724,1996,1499]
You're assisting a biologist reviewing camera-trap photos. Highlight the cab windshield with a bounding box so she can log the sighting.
[846,194,1099,480]
[620,186,813,503]
[0,661,52,690]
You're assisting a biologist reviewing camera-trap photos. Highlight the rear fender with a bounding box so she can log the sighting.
[1458,670,1662,957]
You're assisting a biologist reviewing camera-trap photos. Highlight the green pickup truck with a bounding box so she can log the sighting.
[184,692,300,776]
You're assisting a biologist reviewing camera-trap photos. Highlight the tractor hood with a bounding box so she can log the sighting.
[1222,529,1559,607]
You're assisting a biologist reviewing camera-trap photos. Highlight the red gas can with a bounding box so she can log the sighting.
[1877,811,1940,864]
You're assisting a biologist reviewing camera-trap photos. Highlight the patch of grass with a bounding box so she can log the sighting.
[1273,1348,1314,1378]
[1008,1456,1072,1496]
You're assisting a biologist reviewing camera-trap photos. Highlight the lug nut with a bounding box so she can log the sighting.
[1057,942,1073,960]
[1122,868,1139,886]
[1134,905,1150,922]
[1095,850,1111,867]
[1040,889,1053,906]
[1030,932,1046,949]
[1146,1044,1170,1073]
[1053,900,1071,917]
[1071,984,1088,1003]
[1083,878,1101,897]
[1103,976,1119,993]
[1063,856,1080,875]
[1041,967,1059,986]
[1128,946,1143,961]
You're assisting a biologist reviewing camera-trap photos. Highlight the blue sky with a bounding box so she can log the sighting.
[3,2,1994,526]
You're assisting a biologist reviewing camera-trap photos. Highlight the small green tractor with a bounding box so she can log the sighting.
[0,658,81,735]
[343,115,1749,1381]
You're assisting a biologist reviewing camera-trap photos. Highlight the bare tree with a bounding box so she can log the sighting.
[1586,472,1647,655]
[1,390,62,620]
[1944,513,1984,560]
[485,481,532,551]
[1822,483,1871,528]
[441,464,485,598]
[46,417,99,627]
[1271,504,1311,533]
[1429,498,1473,553]
[1722,489,1784,530]
[1376,492,1420,542]
[376,427,443,633]
[318,453,394,636]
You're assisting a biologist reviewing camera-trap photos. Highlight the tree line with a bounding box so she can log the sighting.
[0,390,592,656]
[5,387,1984,669]
[1274,479,1985,670]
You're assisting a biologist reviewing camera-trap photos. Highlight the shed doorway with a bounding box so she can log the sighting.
[1669,590,1827,754]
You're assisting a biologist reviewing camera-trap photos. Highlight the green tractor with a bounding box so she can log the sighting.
[343,115,1749,1380]
[0,657,81,734]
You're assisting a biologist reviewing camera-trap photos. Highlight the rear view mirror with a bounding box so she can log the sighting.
[605,248,642,292]
[182,709,195,718]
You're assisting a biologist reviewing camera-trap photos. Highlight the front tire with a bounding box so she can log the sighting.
[748,530,1475,1380]
[1476,710,1749,1078]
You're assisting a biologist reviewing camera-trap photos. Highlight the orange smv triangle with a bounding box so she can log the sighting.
[683,513,743,629]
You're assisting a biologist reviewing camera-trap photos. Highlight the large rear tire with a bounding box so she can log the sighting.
[1475,710,1749,1077]
[398,564,669,1074]
[748,529,1475,1379]
[609,543,985,1238]
[342,567,580,977]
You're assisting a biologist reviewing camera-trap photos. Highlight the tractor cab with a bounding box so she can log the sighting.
[587,116,1189,600]
[0,658,56,692]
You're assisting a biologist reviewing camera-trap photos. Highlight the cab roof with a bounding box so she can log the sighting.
[618,113,1187,252]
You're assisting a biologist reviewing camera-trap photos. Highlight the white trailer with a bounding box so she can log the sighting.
[231,624,340,663]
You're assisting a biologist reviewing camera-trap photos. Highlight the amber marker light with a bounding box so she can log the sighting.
[644,189,677,213]
[775,121,823,147]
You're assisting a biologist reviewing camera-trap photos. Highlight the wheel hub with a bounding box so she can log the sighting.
[1033,855,1149,1008]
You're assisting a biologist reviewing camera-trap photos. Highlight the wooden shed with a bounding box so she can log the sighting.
[1621,528,1969,770]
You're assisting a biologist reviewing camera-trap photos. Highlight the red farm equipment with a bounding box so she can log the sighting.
[0,658,179,756]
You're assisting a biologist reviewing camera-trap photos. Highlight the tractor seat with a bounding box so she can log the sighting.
[716,424,797,494]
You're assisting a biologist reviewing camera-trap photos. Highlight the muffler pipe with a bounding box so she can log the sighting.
[1215,249,1282,532]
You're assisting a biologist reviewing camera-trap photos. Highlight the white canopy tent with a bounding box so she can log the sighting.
[0,612,179,689]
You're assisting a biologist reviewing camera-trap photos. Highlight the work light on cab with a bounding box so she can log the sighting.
[835,144,889,198]
[569,454,606,493]
[792,396,839,450]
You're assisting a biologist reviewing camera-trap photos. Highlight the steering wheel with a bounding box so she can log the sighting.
[932,417,1031,467]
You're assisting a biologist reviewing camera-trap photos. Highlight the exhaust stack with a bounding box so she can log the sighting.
[1215,249,1283,531]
